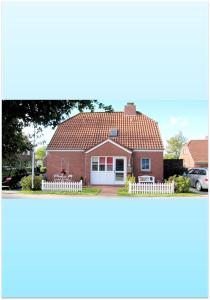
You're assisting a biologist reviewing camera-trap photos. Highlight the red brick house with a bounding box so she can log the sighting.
[46,103,164,185]
[179,139,208,169]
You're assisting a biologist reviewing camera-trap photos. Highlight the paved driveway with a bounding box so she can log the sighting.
[93,185,119,197]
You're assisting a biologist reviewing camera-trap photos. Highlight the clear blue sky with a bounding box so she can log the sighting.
[2,1,208,147]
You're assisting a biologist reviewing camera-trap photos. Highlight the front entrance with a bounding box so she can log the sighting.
[90,156,126,185]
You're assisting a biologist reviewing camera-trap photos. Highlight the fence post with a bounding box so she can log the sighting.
[41,180,44,191]
[172,181,175,193]
[128,182,132,193]
[80,180,83,191]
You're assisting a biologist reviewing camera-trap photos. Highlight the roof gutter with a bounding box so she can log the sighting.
[47,149,85,152]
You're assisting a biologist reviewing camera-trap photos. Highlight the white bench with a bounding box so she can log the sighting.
[54,174,73,181]
[138,176,155,183]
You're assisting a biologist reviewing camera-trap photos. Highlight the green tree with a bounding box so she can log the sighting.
[164,131,187,159]
[2,117,33,162]
[2,100,113,160]
[35,146,46,166]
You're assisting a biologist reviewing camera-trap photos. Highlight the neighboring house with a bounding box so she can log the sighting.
[46,103,164,185]
[180,139,208,169]
[16,151,32,169]
[19,151,32,166]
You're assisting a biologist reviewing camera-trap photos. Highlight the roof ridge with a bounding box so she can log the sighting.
[79,111,143,114]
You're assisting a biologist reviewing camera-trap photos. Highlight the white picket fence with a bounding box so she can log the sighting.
[41,180,83,192]
[128,182,175,194]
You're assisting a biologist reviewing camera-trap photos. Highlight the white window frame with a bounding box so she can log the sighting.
[99,156,106,172]
[91,156,99,171]
[91,156,114,172]
[106,157,114,171]
[141,158,151,172]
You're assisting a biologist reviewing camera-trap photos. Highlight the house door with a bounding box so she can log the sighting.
[114,158,126,184]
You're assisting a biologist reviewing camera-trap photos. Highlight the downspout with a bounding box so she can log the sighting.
[131,152,134,176]
[84,152,86,185]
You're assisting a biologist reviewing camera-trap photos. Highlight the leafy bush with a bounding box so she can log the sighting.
[166,175,190,193]
[20,175,43,191]
[40,167,47,173]
[125,175,136,190]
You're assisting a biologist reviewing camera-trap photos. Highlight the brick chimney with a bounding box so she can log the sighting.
[124,102,136,115]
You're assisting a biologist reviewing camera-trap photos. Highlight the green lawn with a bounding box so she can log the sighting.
[20,187,101,196]
[117,188,200,197]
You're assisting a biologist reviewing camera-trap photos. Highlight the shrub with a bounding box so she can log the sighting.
[40,167,47,173]
[166,175,190,193]
[20,175,43,191]
[125,175,136,190]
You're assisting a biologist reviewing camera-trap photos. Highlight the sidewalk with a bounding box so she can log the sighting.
[1,186,120,199]
[1,190,91,199]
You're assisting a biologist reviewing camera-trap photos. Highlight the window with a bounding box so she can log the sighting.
[91,156,114,171]
[141,158,151,171]
[199,169,206,175]
[182,147,187,155]
[107,157,113,171]
[115,173,124,181]
[116,159,124,171]
[92,157,98,171]
[188,169,200,175]
[99,157,106,171]
[109,128,118,137]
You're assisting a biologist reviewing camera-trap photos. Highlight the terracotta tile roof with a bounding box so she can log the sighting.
[187,140,208,163]
[47,111,164,150]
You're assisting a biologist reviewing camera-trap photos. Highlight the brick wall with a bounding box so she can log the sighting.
[132,151,164,182]
[179,145,194,168]
[46,147,163,184]
[46,151,85,181]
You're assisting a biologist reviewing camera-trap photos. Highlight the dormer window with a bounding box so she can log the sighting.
[109,128,118,137]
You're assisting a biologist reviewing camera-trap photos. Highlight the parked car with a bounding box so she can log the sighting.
[2,169,30,189]
[184,168,208,191]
